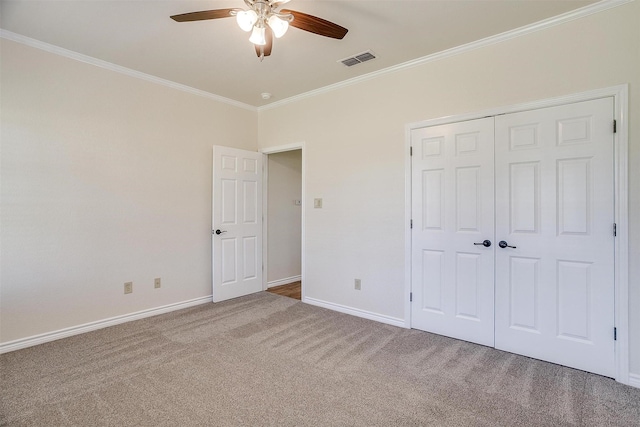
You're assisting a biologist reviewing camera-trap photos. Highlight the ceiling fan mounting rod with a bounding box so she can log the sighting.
[240,0,293,22]
[254,1,269,22]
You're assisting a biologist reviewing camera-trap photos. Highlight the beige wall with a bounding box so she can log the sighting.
[267,150,302,284]
[0,39,257,342]
[258,2,640,373]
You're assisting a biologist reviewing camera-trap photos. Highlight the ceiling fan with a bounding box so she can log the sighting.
[170,0,348,60]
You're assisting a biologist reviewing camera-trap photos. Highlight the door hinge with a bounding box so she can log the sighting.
[614,223,617,237]
[410,219,413,229]
[614,327,617,341]
[410,146,413,156]
[410,292,413,302]
[613,120,617,133]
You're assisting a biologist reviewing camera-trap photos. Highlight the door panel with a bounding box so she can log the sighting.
[243,236,258,279]
[509,161,539,233]
[508,256,540,332]
[421,249,444,312]
[411,117,495,347]
[494,98,615,377]
[455,252,480,319]
[213,146,263,302]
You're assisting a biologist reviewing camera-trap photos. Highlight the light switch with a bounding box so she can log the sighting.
[294,200,302,206]
[314,198,323,209]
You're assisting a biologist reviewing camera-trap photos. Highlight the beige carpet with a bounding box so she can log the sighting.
[2,292,639,426]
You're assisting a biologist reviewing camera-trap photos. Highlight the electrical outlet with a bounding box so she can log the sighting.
[354,279,361,290]
[154,277,161,289]
[124,282,133,294]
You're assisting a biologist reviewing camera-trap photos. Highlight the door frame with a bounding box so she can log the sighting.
[260,142,306,301]
[404,85,630,385]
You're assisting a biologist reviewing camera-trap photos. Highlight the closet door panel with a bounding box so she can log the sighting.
[411,118,495,347]
[494,97,615,377]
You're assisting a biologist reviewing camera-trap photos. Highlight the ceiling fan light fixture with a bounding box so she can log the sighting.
[267,14,289,38]
[249,25,267,45]
[236,9,258,32]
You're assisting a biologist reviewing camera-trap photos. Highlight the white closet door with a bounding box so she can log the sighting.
[411,117,495,347]
[494,98,615,377]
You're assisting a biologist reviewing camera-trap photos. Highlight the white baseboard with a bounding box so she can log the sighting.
[267,275,301,288]
[0,296,212,354]
[629,373,640,389]
[303,296,405,328]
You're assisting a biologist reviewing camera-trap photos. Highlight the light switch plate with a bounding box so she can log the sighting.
[314,198,323,209]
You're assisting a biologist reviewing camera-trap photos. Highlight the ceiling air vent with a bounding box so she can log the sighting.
[339,50,376,67]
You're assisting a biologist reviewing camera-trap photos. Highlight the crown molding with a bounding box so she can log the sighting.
[0,29,257,112]
[258,0,632,111]
[1,0,630,113]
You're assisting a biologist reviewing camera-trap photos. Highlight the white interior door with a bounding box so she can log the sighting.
[494,98,615,377]
[212,146,263,302]
[411,117,496,347]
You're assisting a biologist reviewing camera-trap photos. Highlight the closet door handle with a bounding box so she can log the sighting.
[474,240,492,247]
[498,240,516,249]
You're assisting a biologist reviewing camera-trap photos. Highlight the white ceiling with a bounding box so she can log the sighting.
[1,0,597,107]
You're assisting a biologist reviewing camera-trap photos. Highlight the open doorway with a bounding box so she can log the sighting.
[263,147,303,300]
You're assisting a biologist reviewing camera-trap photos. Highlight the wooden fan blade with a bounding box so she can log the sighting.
[280,9,348,39]
[264,28,273,56]
[170,8,237,22]
[254,28,274,58]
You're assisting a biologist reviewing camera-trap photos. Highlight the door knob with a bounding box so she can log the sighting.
[213,229,227,235]
[498,240,516,249]
[474,240,492,247]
